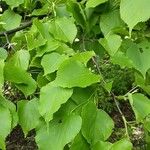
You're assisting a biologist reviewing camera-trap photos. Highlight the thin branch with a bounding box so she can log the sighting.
[0,21,32,37]
[111,92,130,139]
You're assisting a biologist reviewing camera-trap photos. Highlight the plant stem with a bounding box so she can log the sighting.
[111,92,130,139]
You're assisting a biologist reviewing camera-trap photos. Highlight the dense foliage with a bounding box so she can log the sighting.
[0,0,150,149]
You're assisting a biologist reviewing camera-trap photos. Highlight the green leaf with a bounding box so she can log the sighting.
[6,50,30,70]
[37,72,50,88]
[71,51,95,65]
[99,34,122,56]
[4,65,37,96]
[111,51,133,68]
[49,17,77,43]
[104,81,113,93]
[0,61,4,93]
[70,133,90,150]
[55,4,70,18]
[0,48,8,60]
[54,59,100,88]
[0,106,12,150]
[33,19,52,40]
[54,99,77,120]
[1,9,22,30]
[126,41,150,77]
[120,0,150,36]
[81,102,114,144]
[0,95,18,129]
[36,40,60,57]
[3,0,24,8]
[39,82,73,122]
[0,48,7,93]
[71,87,95,105]
[92,141,112,150]
[55,43,75,55]
[17,98,41,136]
[128,93,150,121]
[134,72,150,96]
[86,0,108,8]
[32,3,50,16]
[41,52,67,75]
[35,115,82,150]
[25,32,47,51]
[67,1,87,28]
[111,139,132,150]
[100,10,125,36]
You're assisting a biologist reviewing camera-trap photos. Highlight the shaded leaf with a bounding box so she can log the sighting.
[81,102,114,144]
[70,133,90,150]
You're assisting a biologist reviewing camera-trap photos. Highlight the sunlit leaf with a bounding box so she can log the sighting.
[35,115,82,150]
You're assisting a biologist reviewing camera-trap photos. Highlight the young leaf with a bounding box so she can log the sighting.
[35,115,82,150]
[1,9,22,30]
[54,59,100,88]
[120,0,150,36]
[17,98,41,136]
[39,82,73,122]
[49,17,77,43]
[41,52,67,75]
[81,102,114,144]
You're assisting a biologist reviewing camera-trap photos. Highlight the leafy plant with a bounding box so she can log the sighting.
[1,0,150,149]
